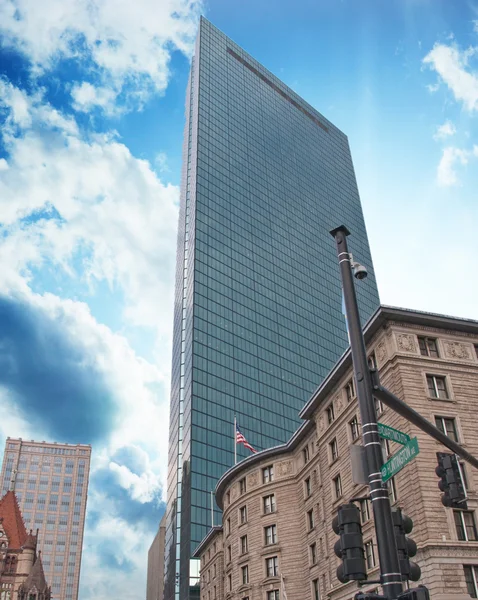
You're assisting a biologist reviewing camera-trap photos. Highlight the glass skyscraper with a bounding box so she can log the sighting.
[165,17,380,600]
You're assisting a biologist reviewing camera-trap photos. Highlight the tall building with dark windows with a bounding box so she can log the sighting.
[165,17,380,600]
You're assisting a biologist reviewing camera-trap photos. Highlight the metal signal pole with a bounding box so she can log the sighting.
[330,226,403,599]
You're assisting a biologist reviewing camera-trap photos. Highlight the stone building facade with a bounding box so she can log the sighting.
[193,306,478,600]
[147,514,167,600]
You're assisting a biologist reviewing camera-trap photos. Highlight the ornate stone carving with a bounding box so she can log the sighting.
[247,470,259,488]
[230,486,238,501]
[376,341,387,365]
[444,341,471,360]
[276,460,293,478]
[396,333,416,353]
[318,415,325,433]
[335,395,343,414]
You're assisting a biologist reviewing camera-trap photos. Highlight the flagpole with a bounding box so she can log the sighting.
[210,491,214,528]
[234,415,237,465]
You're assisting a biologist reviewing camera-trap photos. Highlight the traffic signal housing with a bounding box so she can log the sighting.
[332,503,367,583]
[436,452,467,509]
[392,508,421,582]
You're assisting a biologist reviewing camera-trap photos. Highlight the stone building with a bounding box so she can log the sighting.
[193,306,478,600]
[147,514,167,600]
[0,491,50,600]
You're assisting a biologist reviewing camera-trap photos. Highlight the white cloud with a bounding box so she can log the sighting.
[423,42,478,111]
[0,0,201,111]
[0,82,179,343]
[433,120,456,140]
[437,145,478,186]
[427,82,440,93]
[71,82,120,115]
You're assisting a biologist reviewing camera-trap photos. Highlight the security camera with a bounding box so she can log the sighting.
[352,263,368,280]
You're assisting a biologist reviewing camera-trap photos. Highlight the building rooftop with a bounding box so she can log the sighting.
[300,304,478,419]
[0,490,28,548]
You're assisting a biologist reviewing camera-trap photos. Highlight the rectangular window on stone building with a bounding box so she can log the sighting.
[265,525,277,545]
[329,438,338,462]
[239,478,246,495]
[240,505,247,524]
[434,416,458,442]
[307,509,315,530]
[454,511,478,541]
[241,565,249,585]
[333,474,342,499]
[359,499,370,523]
[380,438,391,461]
[418,336,439,358]
[427,375,449,399]
[266,556,279,577]
[388,477,398,504]
[263,465,274,483]
[326,404,335,425]
[365,541,376,569]
[349,416,359,441]
[305,477,311,497]
[464,565,478,597]
[345,379,355,403]
[227,546,232,563]
[312,579,320,600]
[267,590,279,600]
[228,574,232,592]
[368,353,377,369]
[309,542,317,565]
[263,494,276,514]
[303,445,310,464]
[240,535,248,554]
[475,345,478,359]
[226,518,231,535]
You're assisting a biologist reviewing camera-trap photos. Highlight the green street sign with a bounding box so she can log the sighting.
[381,437,420,483]
[377,423,410,446]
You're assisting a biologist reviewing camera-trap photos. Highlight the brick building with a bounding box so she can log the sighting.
[194,306,478,600]
[0,491,51,600]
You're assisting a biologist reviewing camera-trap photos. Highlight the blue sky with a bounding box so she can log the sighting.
[0,0,477,598]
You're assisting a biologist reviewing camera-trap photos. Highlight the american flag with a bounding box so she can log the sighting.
[236,423,256,454]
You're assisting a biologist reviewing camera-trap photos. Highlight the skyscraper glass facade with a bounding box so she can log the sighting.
[164,18,380,600]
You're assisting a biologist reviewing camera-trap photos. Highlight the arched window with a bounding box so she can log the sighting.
[28,594,36,600]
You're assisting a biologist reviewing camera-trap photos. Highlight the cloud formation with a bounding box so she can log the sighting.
[0,0,201,112]
[0,80,179,340]
[433,120,456,140]
[423,42,478,111]
[0,78,175,598]
[437,145,478,186]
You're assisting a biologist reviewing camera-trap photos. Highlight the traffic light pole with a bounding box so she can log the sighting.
[330,226,403,599]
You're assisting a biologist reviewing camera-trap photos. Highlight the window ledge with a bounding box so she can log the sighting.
[261,576,280,585]
[261,543,281,556]
[261,511,278,518]
[428,396,454,402]
[237,553,249,565]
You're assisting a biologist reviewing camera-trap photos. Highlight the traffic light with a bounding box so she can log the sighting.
[332,503,367,583]
[397,586,430,600]
[436,452,467,509]
[392,508,421,581]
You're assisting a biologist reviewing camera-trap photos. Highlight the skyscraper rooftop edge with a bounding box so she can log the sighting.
[198,16,346,138]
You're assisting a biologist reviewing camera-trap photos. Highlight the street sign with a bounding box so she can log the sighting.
[377,423,410,446]
[381,437,420,483]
